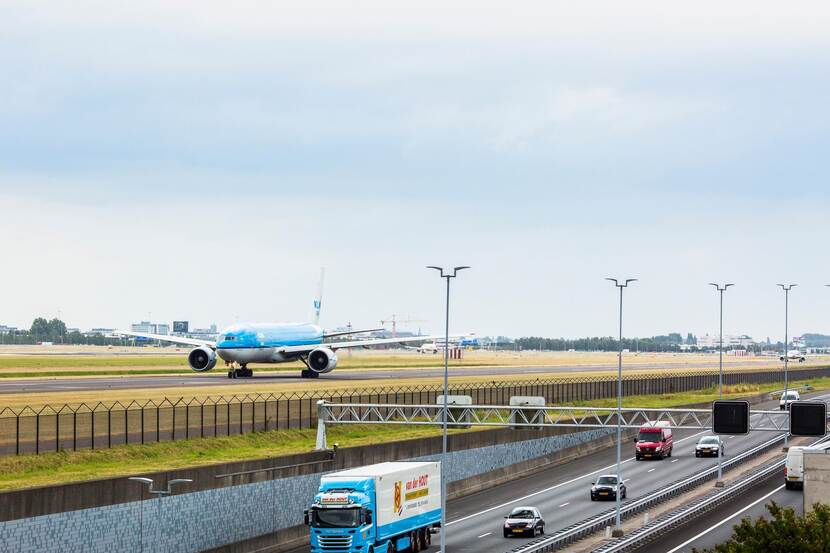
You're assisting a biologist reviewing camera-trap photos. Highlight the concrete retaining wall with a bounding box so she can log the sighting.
[0,427,614,553]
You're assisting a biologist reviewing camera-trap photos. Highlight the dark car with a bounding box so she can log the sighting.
[503,506,545,538]
[590,475,627,501]
[695,436,725,457]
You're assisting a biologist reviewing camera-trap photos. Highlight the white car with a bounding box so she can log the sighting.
[695,436,725,457]
[779,390,801,410]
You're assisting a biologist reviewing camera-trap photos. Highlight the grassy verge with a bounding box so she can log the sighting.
[0,425,468,492]
[2,376,828,492]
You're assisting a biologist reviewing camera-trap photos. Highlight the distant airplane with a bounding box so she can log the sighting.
[117,271,466,378]
[780,349,807,362]
[405,341,440,354]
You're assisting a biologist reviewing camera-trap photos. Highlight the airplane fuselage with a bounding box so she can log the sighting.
[215,322,324,365]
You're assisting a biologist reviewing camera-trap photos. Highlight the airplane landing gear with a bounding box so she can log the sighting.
[227,366,253,379]
[299,357,320,378]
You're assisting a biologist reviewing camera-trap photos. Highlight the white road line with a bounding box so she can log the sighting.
[671,459,679,463]
[664,485,785,553]
[647,468,656,473]
[559,502,570,508]
[477,532,492,539]
[446,429,708,526]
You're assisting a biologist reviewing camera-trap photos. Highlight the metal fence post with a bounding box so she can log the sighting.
[315,401,328,450]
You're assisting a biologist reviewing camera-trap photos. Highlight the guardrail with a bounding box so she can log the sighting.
[590,433,830,553]
[501,433,786,553]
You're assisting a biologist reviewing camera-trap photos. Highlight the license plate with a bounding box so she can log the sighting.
[644,454,651,457]
[788,476,799,480]
[600,492,609,495]
[512,529,524,533]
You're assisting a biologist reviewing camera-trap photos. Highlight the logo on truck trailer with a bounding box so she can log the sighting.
[405,474,430,501]
[394,481,403,515]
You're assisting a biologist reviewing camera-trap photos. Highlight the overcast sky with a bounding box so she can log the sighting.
[1,1,829,340]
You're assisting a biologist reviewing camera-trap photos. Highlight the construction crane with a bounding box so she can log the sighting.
[379,314,427,338]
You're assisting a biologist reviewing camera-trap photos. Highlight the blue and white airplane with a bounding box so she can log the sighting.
[117,275,456,379]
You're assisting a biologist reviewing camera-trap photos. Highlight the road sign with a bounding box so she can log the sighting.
[713,400,750,435]
[790,401,827,437]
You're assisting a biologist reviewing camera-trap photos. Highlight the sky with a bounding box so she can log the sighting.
[1,1,829,340]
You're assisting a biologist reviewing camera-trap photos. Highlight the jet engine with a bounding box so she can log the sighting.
[308,347,337,374]
[188,346,218,372]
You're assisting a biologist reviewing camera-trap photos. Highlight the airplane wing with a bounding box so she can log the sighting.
[322,327,383,339]
[114,330,216,348]
[278,334,471,354]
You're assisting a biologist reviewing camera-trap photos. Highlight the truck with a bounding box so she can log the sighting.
[306,461,441,553]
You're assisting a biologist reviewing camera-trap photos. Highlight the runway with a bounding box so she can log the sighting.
[0,358,787,394]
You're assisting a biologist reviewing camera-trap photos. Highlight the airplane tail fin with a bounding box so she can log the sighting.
[313,267,325,325]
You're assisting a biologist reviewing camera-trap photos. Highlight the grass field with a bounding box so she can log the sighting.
[2,376,827,491]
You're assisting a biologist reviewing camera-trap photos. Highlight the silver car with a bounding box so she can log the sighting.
[695,436,725,457]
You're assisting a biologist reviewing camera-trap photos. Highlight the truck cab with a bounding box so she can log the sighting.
[308,486,375,552]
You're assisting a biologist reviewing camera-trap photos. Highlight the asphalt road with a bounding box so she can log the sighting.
[0,359,789,394]
[661,479,801,553]
[291,392,830,553]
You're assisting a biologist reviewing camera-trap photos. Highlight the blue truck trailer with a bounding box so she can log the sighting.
[305,461,441,553]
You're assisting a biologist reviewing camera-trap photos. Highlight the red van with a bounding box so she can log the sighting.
[635,421,673,460]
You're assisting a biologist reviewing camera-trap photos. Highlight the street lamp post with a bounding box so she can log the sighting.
[427,265,469,553]
[709,283,733,487]
[129,477,193,553]
[777,284,796,448]
[605,277,636,538]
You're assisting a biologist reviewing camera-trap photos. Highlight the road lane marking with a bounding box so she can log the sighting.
[671,459,679,463]
[446,429,708,526]
[647,468,655,473]
[664,485,785,553]
[559,502,570,508]
[477,533,492,539]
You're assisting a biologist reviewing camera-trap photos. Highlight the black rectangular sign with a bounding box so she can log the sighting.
[790,401,827,437]
[712,400,750,435]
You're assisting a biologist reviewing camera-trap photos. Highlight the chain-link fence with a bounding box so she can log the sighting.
[1,365,828,456]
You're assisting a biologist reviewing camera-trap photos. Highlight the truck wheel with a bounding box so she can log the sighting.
[424,528,431,546]
[387,543,394,553]
[410,531,419,552]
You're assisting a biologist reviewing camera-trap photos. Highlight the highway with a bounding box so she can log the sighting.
[291,391,829,553]
[0,358,791,394]
[662,478,800,552]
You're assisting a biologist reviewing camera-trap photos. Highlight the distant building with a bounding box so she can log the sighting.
[130,321,170,335]
[696,333,755,349]
[189,324,219,340]
[85,328,119,338]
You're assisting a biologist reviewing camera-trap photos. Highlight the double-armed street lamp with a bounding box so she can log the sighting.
[605,277,636,538]
[128,477,193,553]
[427,265,469,553]
[709,283,733,487]
[777,284,796,448]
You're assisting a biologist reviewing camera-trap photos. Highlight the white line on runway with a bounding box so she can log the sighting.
[664,485,784,553]
[559,502,570,508]
[446,429,708,526]
[477,533,492,539]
